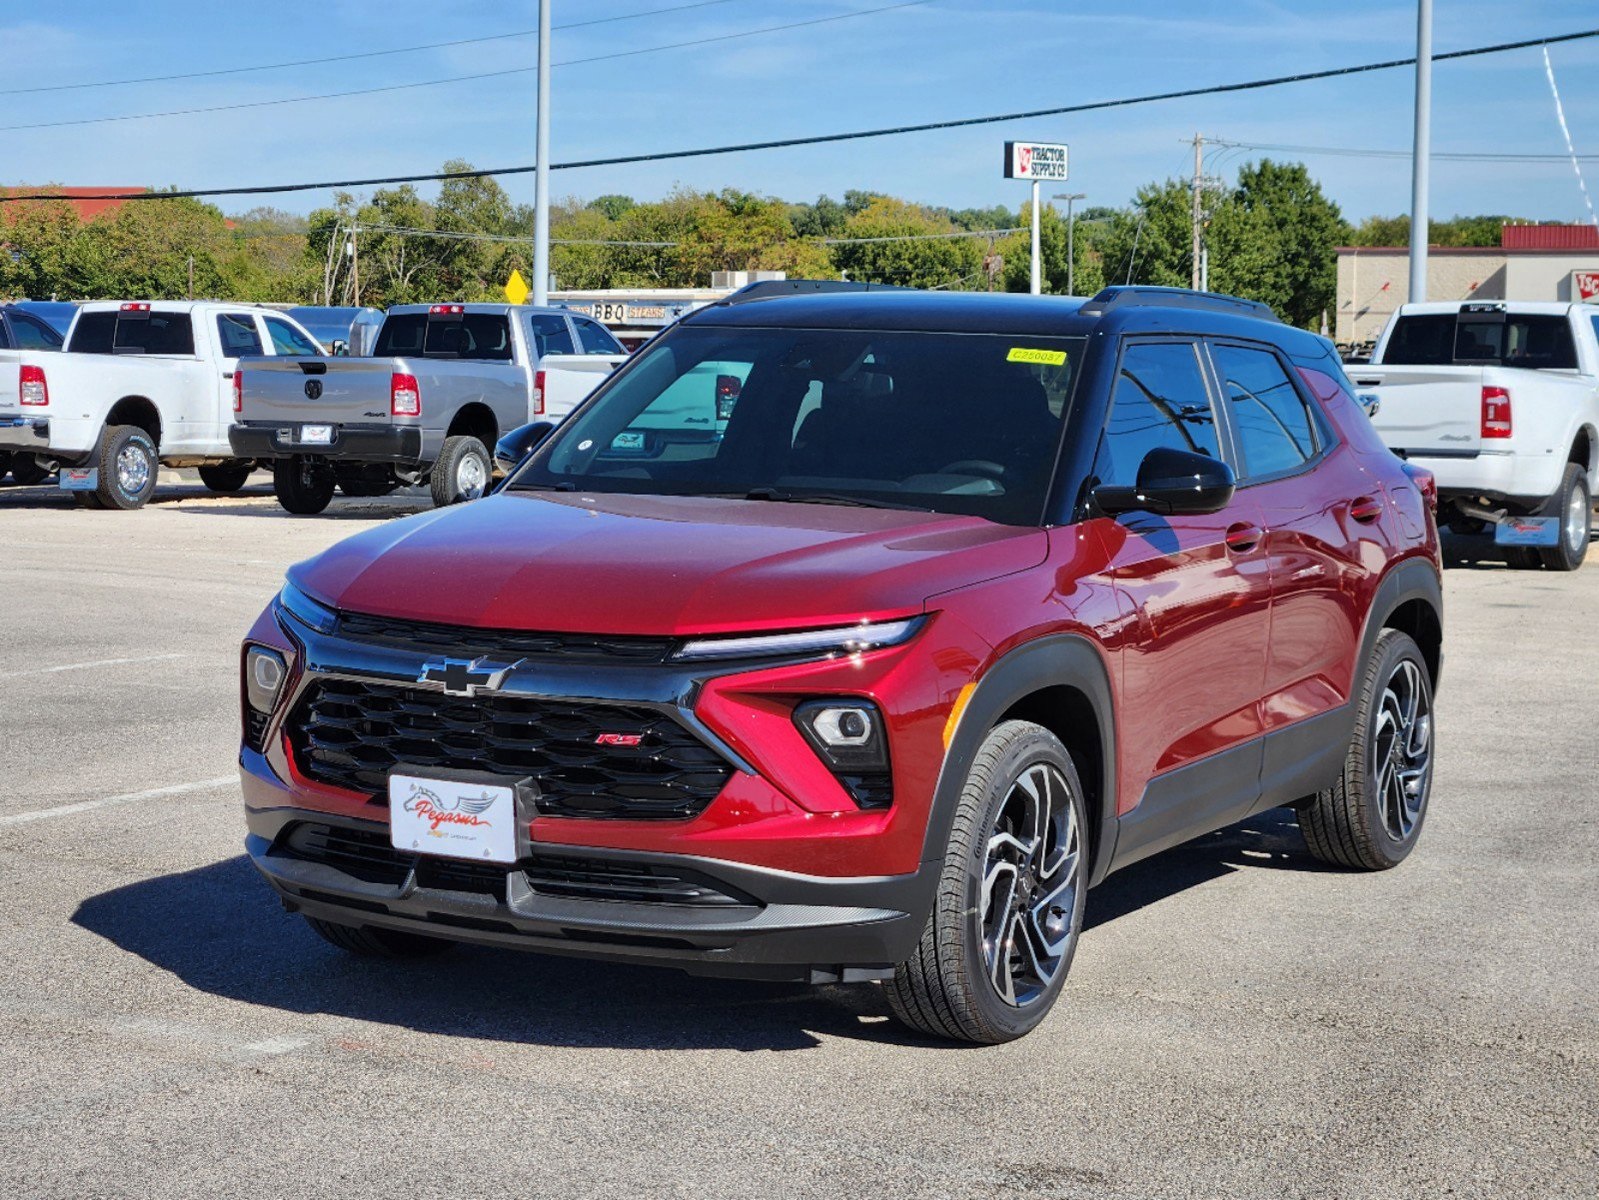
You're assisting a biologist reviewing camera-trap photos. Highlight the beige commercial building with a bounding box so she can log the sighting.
[1335,224,1599,351]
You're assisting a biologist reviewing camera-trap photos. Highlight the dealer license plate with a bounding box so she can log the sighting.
[389,773,518,863]
[58,467,98,491]
[299,424,334,445]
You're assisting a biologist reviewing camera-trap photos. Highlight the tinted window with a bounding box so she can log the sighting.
[0,322,7,349]
[68,310,195,355]
[517,326,1082,526]
[574,317,624,355]
[373,312,513,361]
[527,314,575,357]
[1383,311,1577,369]
[1094,341,1220,488]
[1214,344,1321,478]
[11,312,62,350]
[1381,314,1455,365]
[264,316,320,356]
[216,314,262,358]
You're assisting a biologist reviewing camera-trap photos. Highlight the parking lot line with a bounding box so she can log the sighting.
[0,776,235,827]
[0,653,186,680]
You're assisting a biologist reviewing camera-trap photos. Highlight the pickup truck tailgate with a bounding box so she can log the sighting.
[237,357,395,424]
[1350,365,1485,455]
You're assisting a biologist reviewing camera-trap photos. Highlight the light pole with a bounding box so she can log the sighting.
[1408,0,1432,302]
[532,0,552,306]
[1054,192,1085,296]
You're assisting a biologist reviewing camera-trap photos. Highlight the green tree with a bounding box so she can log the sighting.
[830,197,982,288]
[1229,159,1350,327]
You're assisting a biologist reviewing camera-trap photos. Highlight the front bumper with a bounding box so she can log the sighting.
[230,421,425,465]
[0,415,51,455]
[245,805,929,981]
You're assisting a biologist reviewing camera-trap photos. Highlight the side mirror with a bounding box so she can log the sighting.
[494,420,557,478]
[1093,447,1235,517]
[329,339,349,357]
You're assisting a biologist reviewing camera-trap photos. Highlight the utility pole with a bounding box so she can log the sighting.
[1408,0,1433,302]
[532,0,552,306]
[1055,192,1085,295]
[187,254,194,300]
[349,226,360,307]
[1191,132,1204,291]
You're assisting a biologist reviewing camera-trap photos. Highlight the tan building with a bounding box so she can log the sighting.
[1335,224,1599,352]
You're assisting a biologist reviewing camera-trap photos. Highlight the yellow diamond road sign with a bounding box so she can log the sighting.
[504,269,530,305]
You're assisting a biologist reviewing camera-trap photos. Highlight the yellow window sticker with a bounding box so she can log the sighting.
[1006,347,1067,366]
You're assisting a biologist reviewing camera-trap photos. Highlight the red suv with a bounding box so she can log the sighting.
[239,284,1442,1044]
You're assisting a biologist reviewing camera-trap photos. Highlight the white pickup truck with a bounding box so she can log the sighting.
[229,303,626,514]
[1352,300,1599,570]
[0,300,325,509]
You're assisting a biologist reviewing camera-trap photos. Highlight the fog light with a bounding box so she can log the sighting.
[245,646,287,714]
[794,700,887,772]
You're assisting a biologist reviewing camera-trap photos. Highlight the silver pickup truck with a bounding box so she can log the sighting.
[229,303,626,513]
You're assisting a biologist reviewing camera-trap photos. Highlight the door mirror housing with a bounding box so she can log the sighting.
[493,420,557,480]
[1093,447,1236,517]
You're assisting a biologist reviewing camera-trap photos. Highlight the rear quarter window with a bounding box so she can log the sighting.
[69,310,195,355]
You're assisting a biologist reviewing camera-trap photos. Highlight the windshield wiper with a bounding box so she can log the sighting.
[742,487,931,511]
[508,480,577,492]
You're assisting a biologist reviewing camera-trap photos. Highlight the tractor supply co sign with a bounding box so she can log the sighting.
[1004,141,1069,181]
[1574,270,1599,302]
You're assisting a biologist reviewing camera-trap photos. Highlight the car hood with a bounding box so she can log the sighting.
[290,491,1046,636]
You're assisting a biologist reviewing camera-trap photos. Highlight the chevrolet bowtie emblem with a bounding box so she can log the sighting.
[418,656,521,697]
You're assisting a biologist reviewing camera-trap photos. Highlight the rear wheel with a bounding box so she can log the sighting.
[9,456,52,487]
[0,450,12,483]
[887,720,1088,1044]
[303,916,453,959]
[1299,628,1434,871]
[93,426,158,510]
[1539,463,1590,572]
[272,457,335,515]
[197,462,254,494]
[430,435,491,508]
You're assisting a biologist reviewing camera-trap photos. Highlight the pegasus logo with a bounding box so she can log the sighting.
[401,783,496,831]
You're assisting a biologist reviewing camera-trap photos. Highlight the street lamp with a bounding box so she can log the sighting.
[1054,192,1086,296]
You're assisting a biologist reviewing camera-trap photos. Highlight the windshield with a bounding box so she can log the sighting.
[511,325,1083,525]
[1383,312,1577,370]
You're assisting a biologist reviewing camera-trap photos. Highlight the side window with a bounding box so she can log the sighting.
[1213,344,1320,478]
[216,314,263,358]
[12,313,62,350]
[263,316,320,356]
[0,321,9,349]
[1094,341,1220,488]
[574,316,624,355]
[1590,315,1599,352]
[527,314,575,357]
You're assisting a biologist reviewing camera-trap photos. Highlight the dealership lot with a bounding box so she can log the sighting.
[1,479,1595,1199]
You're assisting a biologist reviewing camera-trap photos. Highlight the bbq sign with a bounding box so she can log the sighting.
[1003,141,1069,181]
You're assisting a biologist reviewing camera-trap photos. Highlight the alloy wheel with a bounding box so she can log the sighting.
[457,453,487,500]
[980,762,1081,1008]
[1372,658,1432,841]
[1564,482,1589,555]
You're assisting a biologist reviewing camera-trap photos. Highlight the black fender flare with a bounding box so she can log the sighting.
[918,633,1120,888]
[1358,554,1444,689]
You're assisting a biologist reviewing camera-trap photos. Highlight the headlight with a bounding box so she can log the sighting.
[673,617,921,662]
[276,579,337,633]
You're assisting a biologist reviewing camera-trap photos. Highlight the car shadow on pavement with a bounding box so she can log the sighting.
[72,807,1323,1052]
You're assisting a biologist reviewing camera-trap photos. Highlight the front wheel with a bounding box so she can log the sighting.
[430,435,491,508]
[887,720,1088,1044]
[1299,628,1435,871]
[272,457,335,515]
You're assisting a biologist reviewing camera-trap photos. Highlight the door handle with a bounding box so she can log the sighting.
[1225,522,1262,553]
[1347,496,1383,524]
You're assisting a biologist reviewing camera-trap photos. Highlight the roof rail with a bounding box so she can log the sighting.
[720,278,917,305]
[1076,285,1280,323]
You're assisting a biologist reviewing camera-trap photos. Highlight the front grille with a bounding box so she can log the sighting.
[289,678,731,819]
[336,611,675,665]
[281,822,753,908]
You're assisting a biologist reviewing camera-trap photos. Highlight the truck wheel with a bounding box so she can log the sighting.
[1538,463,1590,572]
[1503,546,1541,570]
[93,426,158,510]
[887,720,1088,1044]
[9,456,51,487]
[303,916,453,959]
[1299,628,1434,871]
[272,458,335,515]
[430,435,491,507]
[197,462,254,494]
[338,480,398,498]
[0,451,12,483]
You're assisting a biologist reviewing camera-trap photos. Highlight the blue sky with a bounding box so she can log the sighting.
[4,0,1598,224]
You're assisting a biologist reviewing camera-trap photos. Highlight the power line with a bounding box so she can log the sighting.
[0,2,931,133]
[0,0,756,97]
[5,26,1597,206]
[1213,138,1599,163]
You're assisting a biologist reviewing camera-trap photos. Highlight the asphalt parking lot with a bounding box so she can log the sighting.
[1,475,1595,1200]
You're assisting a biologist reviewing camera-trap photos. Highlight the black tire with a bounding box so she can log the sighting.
[197,462,254,494]
[429,435,491,508]
[1537,463,1590,572]
[9,456,52,487]
[1299,628,1435,871]
[0,450,12,483]
[93,425,158,510]
[338,479,399,498]
[73,492,106,509]
[1503,546,1542,570]
[1447,516,1487,536]
[303,916,453,959]
[887,720,1089,1044]
[272,457,336,515]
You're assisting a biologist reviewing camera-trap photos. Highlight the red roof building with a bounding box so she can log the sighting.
[1500,222,1599,250]
[1,186,149,221]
